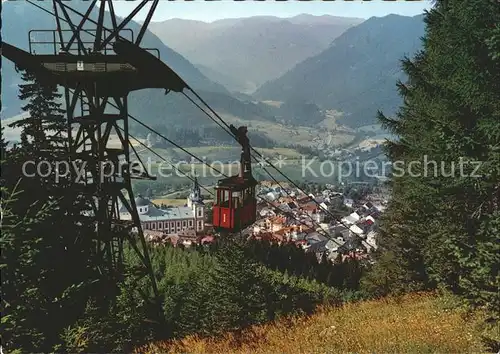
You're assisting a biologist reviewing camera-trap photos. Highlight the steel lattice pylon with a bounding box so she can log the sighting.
[3,0,165,301]
[55,0,161,298]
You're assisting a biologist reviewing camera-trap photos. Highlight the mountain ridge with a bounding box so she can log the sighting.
[147,14,364,94]
[1,1,282,134]
[254,14,426,127]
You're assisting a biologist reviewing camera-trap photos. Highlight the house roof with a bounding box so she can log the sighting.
[338,239,359,254]
[274,226,298,235]
[307,239,328,252]
[364,218,375,226]
[216,175,257,189]
[297,196,312,204]
[165,235,180,246]
[278,203,292,212]
[306,232,328,244]
[178,228,197,239]
[295,231,308,239]
[269,216,286,224]
[280,197,294,204]
[129,205,196,222]
[135,195,150,207]
[349,224,364,235]
[144,230,164,238]
[326,239,343,250]
[315,197,326,204]
[252,232,283,242]
[331,224,350,239]
[319,202,329,211]
[366,215,376,221]
[342,212,361,224]
[201,235,215,243]
[301,203,317,212]
[361,240,374,251]
[259,208,275,216]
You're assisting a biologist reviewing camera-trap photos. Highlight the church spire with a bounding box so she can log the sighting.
[188,176,203,205]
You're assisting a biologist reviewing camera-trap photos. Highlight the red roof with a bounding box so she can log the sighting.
[297,196,312,204]
[301,203,317,212]
[250,232,283,242]
[201,235,215,244]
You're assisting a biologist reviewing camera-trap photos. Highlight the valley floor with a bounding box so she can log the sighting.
[137,293,496,354]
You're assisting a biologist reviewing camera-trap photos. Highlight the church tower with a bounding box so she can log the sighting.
[187,177,205,231]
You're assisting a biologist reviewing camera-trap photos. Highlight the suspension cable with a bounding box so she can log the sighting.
[69,89,230,179]
[126,128,332,239]
[126,123,332,239]
[123,129,216,197]
[62,62,330,235]
[183,88,367,238]
[126,123,331,239]
[27,0,366,239]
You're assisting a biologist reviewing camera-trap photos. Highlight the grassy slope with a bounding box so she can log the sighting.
[3,114,356,153]
[222,114,356,148]
[137,293,497,353]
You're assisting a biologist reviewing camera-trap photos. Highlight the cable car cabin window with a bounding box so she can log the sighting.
[232,191,242,209]
[218,189,230,207]
[243,187,254,203]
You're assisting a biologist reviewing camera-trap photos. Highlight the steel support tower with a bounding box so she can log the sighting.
[2,0,178,301]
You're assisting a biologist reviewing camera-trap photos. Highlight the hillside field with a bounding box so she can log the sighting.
[137,293,498,354]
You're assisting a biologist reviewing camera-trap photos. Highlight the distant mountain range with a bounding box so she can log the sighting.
[2,2,426,133]
[1,1,275,130]
[147,15,363,94]
[254,14,426,127]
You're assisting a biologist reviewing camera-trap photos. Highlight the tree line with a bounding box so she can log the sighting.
[133,124,276,149]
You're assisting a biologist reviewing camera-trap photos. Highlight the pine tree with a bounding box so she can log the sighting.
[210,239,267,331]
[371,0,500,312]
[10,70,66,157]
[1,71,103,352]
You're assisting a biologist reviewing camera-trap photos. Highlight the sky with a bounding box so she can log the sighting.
[112,1,433,23]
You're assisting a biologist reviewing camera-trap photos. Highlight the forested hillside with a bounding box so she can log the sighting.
[255,14,425,128]
[363,0,500,311]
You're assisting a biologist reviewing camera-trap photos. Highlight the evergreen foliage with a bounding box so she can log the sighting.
[51,238,351,351]
[1,71,102,352]
[243,239,365,291]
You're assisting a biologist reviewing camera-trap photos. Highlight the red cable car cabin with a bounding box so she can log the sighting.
[213,176,257,232]
[213,125,257,233]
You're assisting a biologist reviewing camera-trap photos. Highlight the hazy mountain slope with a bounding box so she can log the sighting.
[196,64,252,94]
[148,15,363,93]
[254,14,426,127]
[2,1,274,128]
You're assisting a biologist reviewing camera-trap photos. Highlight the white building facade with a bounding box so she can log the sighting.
[120,179,205,235]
